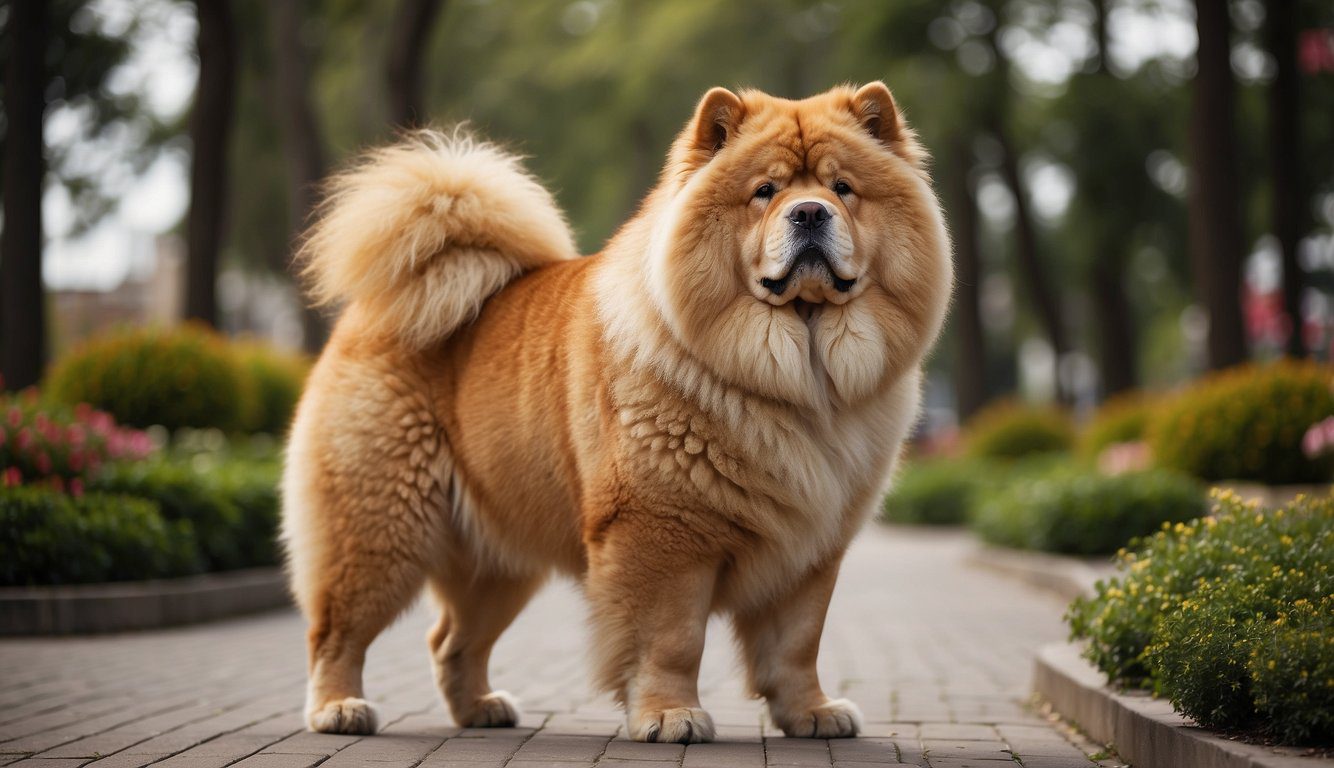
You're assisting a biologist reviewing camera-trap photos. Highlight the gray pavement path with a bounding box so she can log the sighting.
[0,526,1117,768]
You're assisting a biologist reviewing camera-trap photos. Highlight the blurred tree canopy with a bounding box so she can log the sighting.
[9,0,1334,413]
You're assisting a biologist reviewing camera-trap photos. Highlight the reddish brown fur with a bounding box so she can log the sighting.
[283,83,952,742]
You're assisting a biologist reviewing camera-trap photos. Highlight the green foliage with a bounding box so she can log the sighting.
[45,325,248,433]
[1247,610,1334,745]
[233,342,310,436]
[1081,392,1155,459]
[964,401,1075,460]
[0,486,202,585]
[1148,362,1334,485]
[89,450,281,571]
[882,458,992,526]
[972,469,1204,555]
[1068,493,1334,743]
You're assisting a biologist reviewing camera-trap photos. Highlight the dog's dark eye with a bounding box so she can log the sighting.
[753,183,776,200]
[833,180,853,196]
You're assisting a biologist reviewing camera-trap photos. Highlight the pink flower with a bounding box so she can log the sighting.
[1303,416,1334,459]
[35,452,52,475]
[6,408,21,429]
[15,428,32,451]
[2,467,20,487]
[69,478,83,497]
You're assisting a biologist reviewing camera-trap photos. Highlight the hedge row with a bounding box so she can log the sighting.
[1068,493,1333,744]
[0,450,280,586]
[44,325,309,436]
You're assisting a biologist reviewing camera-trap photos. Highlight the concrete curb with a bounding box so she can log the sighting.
[0,567,291,635]
[963,542,1112,602]
[1034,642,1320,768]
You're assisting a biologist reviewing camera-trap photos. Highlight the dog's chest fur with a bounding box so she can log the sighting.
[607,364,920,605]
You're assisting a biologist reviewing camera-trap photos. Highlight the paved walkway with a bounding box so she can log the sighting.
[0,527,1120,768]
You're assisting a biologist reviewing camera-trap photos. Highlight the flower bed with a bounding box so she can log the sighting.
[1067,492,1333,744]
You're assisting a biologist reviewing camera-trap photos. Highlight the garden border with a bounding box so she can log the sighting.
[1034,642,1319,768]
[0,567,290,635]
[963,542,1111,602]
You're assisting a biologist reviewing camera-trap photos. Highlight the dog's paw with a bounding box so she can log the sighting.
[628,707,715,743]
[461,690,521,727]
[307,697,378,734]
[773,698,862,739]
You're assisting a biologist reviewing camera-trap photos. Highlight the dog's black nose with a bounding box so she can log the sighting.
[789,201,830,230]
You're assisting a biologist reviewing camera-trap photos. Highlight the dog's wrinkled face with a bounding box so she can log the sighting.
[642,83,951,409]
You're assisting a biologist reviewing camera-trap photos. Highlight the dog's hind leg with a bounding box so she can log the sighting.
[426,565,544,727]
[298,531,427,735]
[284,369,445,735]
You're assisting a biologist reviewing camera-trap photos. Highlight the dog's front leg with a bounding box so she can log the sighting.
[733,556,862,738]
[584,515,717,743]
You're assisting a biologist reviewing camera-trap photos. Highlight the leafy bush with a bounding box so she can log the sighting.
[882,459,993,525]
[0,486,202,585]
[1081,392,1154,459]
[89,453,280,571]
[233,342,309,435]
[1068,493,1334,744]
[972,468,1205,555]
[1,391,155,493]
[964,401,1074,460]
[1147,361,1334,485]
[45,324,248,432]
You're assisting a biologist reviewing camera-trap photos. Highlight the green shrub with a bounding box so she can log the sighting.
[1081,392,1155,458]
[0,486,201,585]
[1068,493,1334,743]
[1147,361,1334,485]
[233,342,309,436]
[964,401,1074,460]
[1247,608,1334,744]
[972,469,1205,555]
[89,455,280,571]
[882,459,993,525]
[45,324,247,432]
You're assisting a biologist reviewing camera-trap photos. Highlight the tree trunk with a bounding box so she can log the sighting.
[184,0,238,328]
[986,28,1069,402]
[270,0,329,352]
[385,0,444,127]
[1187,0,1248,369]
[993,126,1070,398]
[1088,0,1138,395]
[1091,243,1137,395]
[1265,0,1304,357]
[948,137,988,421]
[1,0,47,391]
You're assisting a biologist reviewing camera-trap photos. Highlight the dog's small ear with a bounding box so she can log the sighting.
[852,81,903,146]
[691,87,745,155]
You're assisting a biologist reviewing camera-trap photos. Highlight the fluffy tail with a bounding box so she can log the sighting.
[300,130,578,348]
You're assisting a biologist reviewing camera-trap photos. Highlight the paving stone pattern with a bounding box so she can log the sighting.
[1,527,1120,768]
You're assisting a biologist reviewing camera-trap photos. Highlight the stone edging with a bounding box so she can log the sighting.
[1034,642,1320,768]
[0,567,291,635]
[962,542,1112,602]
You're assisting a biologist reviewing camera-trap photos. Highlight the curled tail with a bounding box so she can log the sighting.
[300,130,578,348]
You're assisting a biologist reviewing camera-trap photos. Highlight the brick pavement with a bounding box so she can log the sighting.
[0,526,1119,768]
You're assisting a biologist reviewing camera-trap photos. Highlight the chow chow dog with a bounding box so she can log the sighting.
[283,81,951,743]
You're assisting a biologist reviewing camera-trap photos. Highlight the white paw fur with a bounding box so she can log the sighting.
[464,690,521,727]
[773,697,862,738]
[307,696,379,734]
[628,706,716,743]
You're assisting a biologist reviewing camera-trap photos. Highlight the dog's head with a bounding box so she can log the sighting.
[634,83,952,409]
